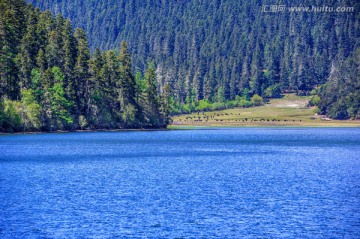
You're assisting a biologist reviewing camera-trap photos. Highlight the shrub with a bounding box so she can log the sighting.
[226,100,238,108]
[78,115,88,129]
[238,99,251,108]
[3,100,22,132]
[196,99,212,111]
[182,104,192,114]
[250,94,264,106]
[211,102,225,111]
[264,84,281,98]
[20,89,42,130]
[309,95,320,106]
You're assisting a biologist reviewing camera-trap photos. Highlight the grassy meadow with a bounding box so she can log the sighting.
[170,94,360,128]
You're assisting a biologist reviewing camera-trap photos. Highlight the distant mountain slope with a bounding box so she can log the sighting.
[26,0,360,118]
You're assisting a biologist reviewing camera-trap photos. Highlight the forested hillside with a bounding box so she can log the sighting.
[0,0,170,132]
[26,0,360,119]
[317,48,360,119]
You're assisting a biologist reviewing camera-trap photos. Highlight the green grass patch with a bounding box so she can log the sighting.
[171,94,360,127]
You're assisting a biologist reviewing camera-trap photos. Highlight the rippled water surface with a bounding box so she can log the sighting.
[1,128,360,238]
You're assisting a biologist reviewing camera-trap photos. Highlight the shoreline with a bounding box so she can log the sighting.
[169,120,360,129]
[168,123,360,130]
[0,128,170,136]
[1,122,359,135]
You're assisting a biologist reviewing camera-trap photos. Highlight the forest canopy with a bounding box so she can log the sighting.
[0,0,170,132]
[26,0,360,119]
[1,0,359,133]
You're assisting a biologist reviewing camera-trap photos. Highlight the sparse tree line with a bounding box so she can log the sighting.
[0,0,170,132]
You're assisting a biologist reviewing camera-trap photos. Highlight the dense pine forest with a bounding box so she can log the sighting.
[1,0,359,133]
[0,0,170,132]
[26,0,360,119]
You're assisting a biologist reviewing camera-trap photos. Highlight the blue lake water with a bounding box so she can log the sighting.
[0,128,360,238]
